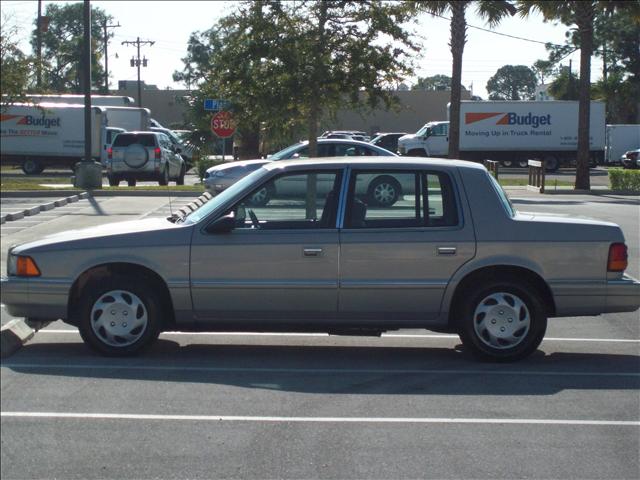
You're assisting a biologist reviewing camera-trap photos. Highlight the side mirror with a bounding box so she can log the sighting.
[205,213,235,234]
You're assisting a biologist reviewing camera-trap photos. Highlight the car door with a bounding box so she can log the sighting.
[426,123,449,156]
[190,167,343,324]
[338,167,476,322]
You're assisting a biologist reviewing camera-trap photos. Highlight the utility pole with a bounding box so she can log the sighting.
[121,37,154,107]
[102,20,120,94]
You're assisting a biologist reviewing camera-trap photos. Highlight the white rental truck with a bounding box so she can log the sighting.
[25,94,136,107]
[0,103,149,174]
[398,101,606,171]
[605,124,640,165]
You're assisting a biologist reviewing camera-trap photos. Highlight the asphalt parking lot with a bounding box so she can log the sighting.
[1,189,638,479]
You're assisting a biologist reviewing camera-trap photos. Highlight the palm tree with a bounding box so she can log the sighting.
[411,1,516,158]
[517,1,640,190]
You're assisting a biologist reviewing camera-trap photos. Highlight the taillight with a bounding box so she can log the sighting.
[608,243,628,272]
[16,256,41,277]
[107,147,113,159]
[154,147,161,160]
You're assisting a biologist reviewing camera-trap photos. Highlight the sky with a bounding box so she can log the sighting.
[2,0,593,99]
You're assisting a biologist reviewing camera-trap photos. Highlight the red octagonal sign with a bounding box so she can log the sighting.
[211,110,237,139]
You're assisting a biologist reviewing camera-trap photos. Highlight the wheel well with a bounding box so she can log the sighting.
[407,148,426,157]
[448,265,556,327]
[67,263,175,329]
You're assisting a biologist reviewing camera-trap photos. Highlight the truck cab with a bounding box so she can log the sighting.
[398,121,449,157]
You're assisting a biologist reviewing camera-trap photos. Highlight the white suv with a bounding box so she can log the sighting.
[107,132,186,186]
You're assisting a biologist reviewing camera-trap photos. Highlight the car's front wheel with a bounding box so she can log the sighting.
[457,279,547,362]
[367,176,401,207]
[176,164,186,185]
[107,175,120,187]
[77,276,162,356]
[158,166,169,186]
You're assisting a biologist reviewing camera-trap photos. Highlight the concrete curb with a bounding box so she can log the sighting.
[2,190,205,198]
[1,192,90,224]
[542,189,639,196]
[0,319,50,359]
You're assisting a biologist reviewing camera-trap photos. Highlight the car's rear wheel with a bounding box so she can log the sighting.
[158,166,169,186]
[108,175,120,187]
[246,186,272,206]
[367,175,401,207]
[127,178,137,187]
[457,279,547,362]
[77,276,162,356]
[176,164,186,185]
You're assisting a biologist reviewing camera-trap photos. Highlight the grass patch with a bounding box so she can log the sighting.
[498,178,574,187]
[0,177,80,191]
[103,185,204,192]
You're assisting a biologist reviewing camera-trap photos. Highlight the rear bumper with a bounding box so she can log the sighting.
[605,275,640,313]
[550,275,640,316]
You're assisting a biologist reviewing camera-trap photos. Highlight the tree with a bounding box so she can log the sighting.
[532,59,555,84]
[412,74,452,90]
[30,3,114,93]
[175,1,417,158]
[486,65,537,99]
[1,14,33,106]
[547,66,579,100]
[518,2,640,190]
[410,1,516,159]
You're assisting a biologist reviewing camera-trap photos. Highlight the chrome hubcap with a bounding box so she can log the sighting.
[90,290,148,347]
[473,292,530,349]
[373,183,396,205]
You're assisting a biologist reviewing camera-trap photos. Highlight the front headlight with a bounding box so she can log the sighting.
[6,250,41,277]
[7,250,17,276]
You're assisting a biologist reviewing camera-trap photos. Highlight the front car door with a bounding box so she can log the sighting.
[190,166,343,325]
[338,166,476,324]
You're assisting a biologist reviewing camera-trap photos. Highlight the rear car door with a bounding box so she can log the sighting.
[338,167,476,322]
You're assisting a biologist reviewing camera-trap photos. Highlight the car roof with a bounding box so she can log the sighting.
[262,156,485,171]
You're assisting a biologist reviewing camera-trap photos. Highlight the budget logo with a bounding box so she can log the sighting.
[465,112,552,129]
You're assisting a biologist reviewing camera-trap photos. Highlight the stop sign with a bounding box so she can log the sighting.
[211,110,237,138]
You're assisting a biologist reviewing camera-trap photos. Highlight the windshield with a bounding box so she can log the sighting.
[184,167,270,224]
[487,172,516,217]
[270,142,304,160]
[415,124,429,136]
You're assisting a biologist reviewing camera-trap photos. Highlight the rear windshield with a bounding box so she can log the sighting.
[113,134,156,147]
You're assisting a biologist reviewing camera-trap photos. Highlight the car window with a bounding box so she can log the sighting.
[112,134,156,147]
[431,123,448,136]
[345,170,458,228]
[228,170,342,230]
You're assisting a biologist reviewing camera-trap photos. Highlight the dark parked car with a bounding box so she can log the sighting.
[371,132,409,154]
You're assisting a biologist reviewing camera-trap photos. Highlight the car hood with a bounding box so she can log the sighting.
[12,217,184,254]
[207,159,269,172]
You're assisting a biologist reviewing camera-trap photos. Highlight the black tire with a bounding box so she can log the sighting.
[457,278,547,362]
[246,185,272,207]
[517,159,529,168]
[176,165,186,185]
[77,275,162,356]
[407,149,427,157]
[108,175,120,187]
[22,158,45,175]
[501,159,514,168]
[543,155,559,172]
[367,175,401,207]
[127,178,137,187]
[158,166,169,186]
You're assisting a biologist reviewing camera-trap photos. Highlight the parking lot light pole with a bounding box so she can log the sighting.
[74,0,102,190]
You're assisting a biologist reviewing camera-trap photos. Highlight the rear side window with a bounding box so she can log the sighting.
[112,134,156,147]
[345,170,458,229]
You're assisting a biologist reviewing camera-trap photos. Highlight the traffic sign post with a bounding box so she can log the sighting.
[211,110,237,161]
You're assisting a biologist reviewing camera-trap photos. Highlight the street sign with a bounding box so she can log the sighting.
[204,99,229,111]
[211,110,236,138]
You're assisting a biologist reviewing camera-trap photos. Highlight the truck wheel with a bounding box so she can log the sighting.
[127,179,137,187]
[517,159,529,168]
[22,159,45,175]
[367,175,401,207]
[77,275,162,356]
[108,175,120,187]
[158,167,169,186]
[407,149,427,157]
[501,159,514,168]
[457,278,547,362]
[543,155,559,172]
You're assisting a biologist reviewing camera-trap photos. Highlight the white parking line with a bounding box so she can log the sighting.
[3,363,638,377]
[37,329,640,343]
[1,411,637,426]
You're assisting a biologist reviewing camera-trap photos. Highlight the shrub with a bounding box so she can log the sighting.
[196,157,224,180]
[608,168,640,192]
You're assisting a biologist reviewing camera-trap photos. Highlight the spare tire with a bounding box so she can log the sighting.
[124,144,149,168]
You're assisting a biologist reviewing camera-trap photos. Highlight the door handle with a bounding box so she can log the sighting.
[437,247,457,256]
[303,248,323,257]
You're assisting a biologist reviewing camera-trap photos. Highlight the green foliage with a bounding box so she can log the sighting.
[30,3,114,93]
[608,168,640,191]
[548,67,580,100]
[175,1,418,158]
[1,16,33,105]
[532,59,555,84]
[196,157,224,180]
[412,74,452,91]
[487,65,537,100]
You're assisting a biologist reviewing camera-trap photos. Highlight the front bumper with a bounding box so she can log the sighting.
[1,276,69,320]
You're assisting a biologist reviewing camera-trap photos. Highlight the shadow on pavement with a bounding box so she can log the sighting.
[4,341,639,396]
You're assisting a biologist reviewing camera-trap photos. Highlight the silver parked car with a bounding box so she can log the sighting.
[2,158,639,361]
[204,138,397,205]
[107,131,186,186]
